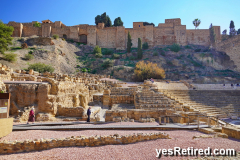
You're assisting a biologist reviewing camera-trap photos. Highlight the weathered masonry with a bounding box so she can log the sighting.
[8,18,221,49]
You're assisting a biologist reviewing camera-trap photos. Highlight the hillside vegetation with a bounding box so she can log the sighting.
[3,37,240,83]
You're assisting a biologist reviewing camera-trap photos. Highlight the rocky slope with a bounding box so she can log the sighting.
[1,37,90,74]
[2,36,240,83]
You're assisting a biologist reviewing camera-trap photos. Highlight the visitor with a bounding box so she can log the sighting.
[27,108,35,124]
[231,84,234,89]
[150,78,154,83]
[87,107,91,122]
[223,84,225,89]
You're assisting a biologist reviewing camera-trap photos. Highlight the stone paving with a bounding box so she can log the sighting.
[12,121,209,131]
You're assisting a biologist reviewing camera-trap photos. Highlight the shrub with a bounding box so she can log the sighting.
[53,34,59,39]
[153,51,158,56]
[62,38,65,41]
[33,22,41,27]
[81,68,87,72]
[195,48,201,52]
[91,69,97,74]
[112,53,120,59]
[102,58,114,69]
[69,39,74,43]
[24,54,34,60]
[93,45,101,54]
[184,45,192,49]
[142,42,149,50]
[134,61,165,81]
[166,60,173,66]
[28,63,54,73]
[129,56,136,60]
[170,43,180,52]
[95,52,103,58]
[160,51,166,56]
[117,66,124,71]
[103,48,113,55]
[4,53,17,62]
[28,50,33,54]
[21,43,28,49]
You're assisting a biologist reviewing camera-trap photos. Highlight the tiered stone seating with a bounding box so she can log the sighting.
[162,90,240,118]
[155,82,189,90]
[135,88,176,109]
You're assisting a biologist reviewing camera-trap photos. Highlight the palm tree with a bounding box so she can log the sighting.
[193,19,201,29]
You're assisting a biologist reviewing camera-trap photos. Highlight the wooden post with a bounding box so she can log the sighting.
[208,117,210,127]
[197,115,199,129]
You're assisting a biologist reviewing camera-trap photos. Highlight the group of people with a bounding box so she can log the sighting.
[223,83,240,89]
[27,107,93,124]
[150,78,154,83]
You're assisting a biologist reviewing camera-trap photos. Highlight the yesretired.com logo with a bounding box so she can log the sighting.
[156,147,236,158]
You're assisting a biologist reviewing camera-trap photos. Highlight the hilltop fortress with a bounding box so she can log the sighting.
[8,18,221,49]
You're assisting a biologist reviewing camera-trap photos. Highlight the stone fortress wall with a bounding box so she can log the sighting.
[8,18,221,50]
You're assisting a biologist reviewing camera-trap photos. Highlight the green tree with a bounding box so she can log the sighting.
[106,16,112,27]
[222,29,227,35]
[209,23,216,45]
[95,15,102,25]
[113,17,123,26]
[137,38,143,59]
[33,22,41,27]
[193,18,201,29]
[229,20,236,36]
[143,22,155,27]
[127,31,132,53]
[237,28,240,35]
[0,21,14,54]
[101,12,108,25]
[95,12,112,27]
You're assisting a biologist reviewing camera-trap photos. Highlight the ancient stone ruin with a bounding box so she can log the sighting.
[8,18,221,49]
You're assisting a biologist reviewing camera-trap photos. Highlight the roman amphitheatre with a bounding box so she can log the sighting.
[0,17,240,160]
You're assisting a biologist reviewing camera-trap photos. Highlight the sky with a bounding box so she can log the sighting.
[1,0,239,33]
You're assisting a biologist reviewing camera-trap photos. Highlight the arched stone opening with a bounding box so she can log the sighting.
[63,34,67,39]
[79,34,87,44]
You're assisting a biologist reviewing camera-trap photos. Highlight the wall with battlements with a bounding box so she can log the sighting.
[8,18,221,48]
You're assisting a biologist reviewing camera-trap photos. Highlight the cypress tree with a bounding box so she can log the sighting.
[229,20,236,36]
[137,38,143,59]
[209,23,216,46]
[127,31,132,53]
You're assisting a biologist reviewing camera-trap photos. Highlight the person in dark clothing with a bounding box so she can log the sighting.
[87,107,91,122]
[27,108,35,124]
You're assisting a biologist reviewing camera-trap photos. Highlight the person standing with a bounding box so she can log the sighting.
[27,108,35,124]
[87,107,91,122]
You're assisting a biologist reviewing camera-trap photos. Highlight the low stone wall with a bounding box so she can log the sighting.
[222,126,240,139]
[0,118,13,138]
[57,107,84,117]
[0,132,170,155]
[105,109,175,122]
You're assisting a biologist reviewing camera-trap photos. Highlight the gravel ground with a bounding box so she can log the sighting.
[0,130,240,160]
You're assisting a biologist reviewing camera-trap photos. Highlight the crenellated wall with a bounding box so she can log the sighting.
[8,18,221,48]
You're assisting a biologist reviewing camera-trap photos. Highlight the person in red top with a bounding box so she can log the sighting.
[27,108,35,124]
